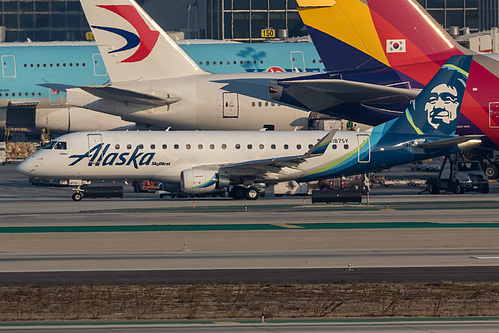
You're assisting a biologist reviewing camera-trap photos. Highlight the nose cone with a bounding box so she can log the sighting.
[16,157,33,176]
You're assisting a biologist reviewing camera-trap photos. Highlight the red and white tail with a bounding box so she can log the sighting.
[81,0,206,83]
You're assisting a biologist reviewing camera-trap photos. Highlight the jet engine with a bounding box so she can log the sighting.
[181,168,230,194]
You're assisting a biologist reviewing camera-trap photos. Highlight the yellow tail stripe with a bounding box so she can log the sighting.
[298,0,389,67]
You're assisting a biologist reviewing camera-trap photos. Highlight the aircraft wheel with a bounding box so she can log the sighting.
[453,182,464,194]
[244,187,260,200]
[485,164,498,179]
[429,183,439,194]
[230,186,246,200]
[481,184,490,194]
[72,192,83,201]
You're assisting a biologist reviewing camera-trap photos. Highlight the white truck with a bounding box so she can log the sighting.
[427,157,489,194]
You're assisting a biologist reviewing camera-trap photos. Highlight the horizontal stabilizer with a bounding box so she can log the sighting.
[278,79,420,103]
[79,86,181,106]
[273,79,420,114]
[417,135,483,150]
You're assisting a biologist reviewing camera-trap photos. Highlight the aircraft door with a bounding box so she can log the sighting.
[489,102,499,128]
[222,92,239,118]
[49,89,65,106]
[2,55,16,78]
[92,54,107,76]
[357,134,370,163]
[6,103,36,131]
[87,134,103,164]
[290,51,305,72]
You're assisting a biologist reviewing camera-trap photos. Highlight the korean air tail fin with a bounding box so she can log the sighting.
[80,0,207,83]
[297,0,472,73]
[384,55,472,137]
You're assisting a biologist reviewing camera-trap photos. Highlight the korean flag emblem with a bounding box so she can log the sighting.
[387,39,406,53]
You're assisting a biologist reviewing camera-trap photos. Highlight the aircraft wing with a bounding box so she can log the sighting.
[203,130,336,181]
[79,86,182,106]
[271,79,421,112]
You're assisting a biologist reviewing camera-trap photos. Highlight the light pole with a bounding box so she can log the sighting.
[187,4,191,39]
[187,2,198,40]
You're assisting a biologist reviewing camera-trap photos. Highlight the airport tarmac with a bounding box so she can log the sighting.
[2,319,499,333]
[1,163,499,276]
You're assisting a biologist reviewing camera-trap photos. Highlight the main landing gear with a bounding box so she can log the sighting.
[230,186,260,200]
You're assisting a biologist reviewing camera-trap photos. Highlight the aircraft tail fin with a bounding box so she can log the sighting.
[297,0,471,73]
[80,0,206,83]
[384,55,472,137]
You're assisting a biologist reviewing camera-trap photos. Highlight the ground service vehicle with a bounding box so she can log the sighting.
[427,157,489,194]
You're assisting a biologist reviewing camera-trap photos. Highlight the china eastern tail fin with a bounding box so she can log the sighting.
[385,55,472,137]
[296,0,472,74]
[80,0,206,83]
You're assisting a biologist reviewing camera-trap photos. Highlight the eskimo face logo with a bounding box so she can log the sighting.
[425,83,459,130]
[92,5,159,63]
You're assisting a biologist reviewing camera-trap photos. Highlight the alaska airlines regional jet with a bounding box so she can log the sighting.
[64,0,321,132]
[271,0,499,151]
[17,56,482,200]
[1,38,323,134]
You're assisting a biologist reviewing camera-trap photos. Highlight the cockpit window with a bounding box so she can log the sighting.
[54,141,67,150]
[42,141,57,149]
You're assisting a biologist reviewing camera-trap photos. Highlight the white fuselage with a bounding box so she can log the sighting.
[67,72,312,131]
[17,130,362,184]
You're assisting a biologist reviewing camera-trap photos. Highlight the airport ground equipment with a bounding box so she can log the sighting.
[132,180,158,193]
[427,156,489,194]
[0,141,38,164]
[72,185,123,201]
[311,189,362,204]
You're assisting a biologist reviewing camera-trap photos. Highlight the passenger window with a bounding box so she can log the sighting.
[174,144,179,149]
[198,144,203,149]
[162,144,167,149]
[222,144,227,149]
[235,144,240,149]
[115,144,120,149]
[138,144,144,149]
[297,144,301,149]
[150,144,155,149]
[210,144,215,150]
[271,144,276,149]
[332,144,337,150]
[344,144,349,149]
[186,144,191,150]
[127,144,132,149]
[259,144,264,149]
[309,144,313,149]
[284,144,289,149]
[247,144,253,149]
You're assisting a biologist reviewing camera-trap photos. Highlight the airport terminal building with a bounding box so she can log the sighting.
[0,0,491,43]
